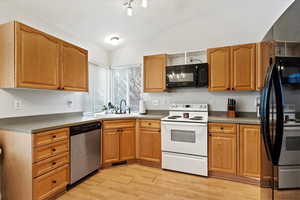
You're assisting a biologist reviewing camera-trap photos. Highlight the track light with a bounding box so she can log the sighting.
[142,0,148,8]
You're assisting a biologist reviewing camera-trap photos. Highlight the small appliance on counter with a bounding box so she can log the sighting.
[139,100,147,115]
[227,98,236,118]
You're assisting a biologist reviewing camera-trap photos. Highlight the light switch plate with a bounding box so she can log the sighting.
[14,100,22,110]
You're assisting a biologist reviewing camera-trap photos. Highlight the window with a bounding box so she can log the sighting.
[84,63,142,114]
[83,63,108,113]
[111,65,142,112]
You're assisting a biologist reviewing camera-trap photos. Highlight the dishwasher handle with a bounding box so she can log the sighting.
[70,122,101,136]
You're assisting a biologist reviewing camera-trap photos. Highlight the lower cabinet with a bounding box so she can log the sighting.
[138,120,161,163]
[209,132,237,175]
[238,125,261,178]
[102,120,136,164]
[209,123,263,183]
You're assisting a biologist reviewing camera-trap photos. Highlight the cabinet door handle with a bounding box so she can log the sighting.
[220,127,224,130]
[52,148,56,152]
[52,180,57,184]
[52,162,57,165]
[52,135,57,138]
[148,123,152,126]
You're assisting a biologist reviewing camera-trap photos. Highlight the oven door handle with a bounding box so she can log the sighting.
[161,121,207,126]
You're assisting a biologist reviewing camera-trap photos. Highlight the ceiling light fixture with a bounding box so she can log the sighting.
[142,0,148,8]
[110,36,120,46]
[124,0,149,16]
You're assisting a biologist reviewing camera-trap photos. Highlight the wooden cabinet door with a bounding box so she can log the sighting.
[209,133,237,175]
[61,42,88,92]
[139,129,161,162]
[143,54,167,92]
[231,44,256,90]
[256,42,274,90]
[207,47,231,91]
[16,23,60,90]
[102,129,120,164]
[238,125,261,178]
[120,128,135,161]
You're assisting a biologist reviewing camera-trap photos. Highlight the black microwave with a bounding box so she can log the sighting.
[166,63,208,88]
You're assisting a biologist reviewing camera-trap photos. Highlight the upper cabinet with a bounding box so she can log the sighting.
[207,47,231,91]
[61,42,88,91]
[0,21,88,92]
[231,44,256,90]
[143,54,167,92]
[256,42,275,90]
[208,43,257,91]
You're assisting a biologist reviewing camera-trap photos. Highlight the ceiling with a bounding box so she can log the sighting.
[0,0,295,51]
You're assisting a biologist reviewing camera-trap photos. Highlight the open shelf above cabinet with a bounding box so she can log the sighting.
[167,50,207,66]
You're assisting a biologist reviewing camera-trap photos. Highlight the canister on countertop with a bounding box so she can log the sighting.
[227,98,236,118]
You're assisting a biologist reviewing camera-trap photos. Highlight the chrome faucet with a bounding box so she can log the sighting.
[119,99,127,114]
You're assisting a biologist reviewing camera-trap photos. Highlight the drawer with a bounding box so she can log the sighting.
[33,141,69,163]
[33,152,69,178]
[33,128,69,147]
[103,120,135,130]
[33,165,69,200]
[208,123,237,134]
[140,120,160,129]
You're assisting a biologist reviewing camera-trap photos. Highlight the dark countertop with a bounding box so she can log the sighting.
[0,111,260,134]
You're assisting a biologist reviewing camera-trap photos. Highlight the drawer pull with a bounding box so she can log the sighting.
[52,180,57,184]
[52,148,56,152]
[220,127,224,130]
[52,162,57,165]
[148,123,152,126]
[52,135,57,138]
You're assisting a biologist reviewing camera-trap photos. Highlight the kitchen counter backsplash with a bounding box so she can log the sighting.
[0,111,260,134]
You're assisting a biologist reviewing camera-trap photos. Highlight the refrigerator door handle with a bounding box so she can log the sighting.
[260,64,274,162]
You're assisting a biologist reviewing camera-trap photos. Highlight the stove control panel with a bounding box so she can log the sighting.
[169,104,208,112]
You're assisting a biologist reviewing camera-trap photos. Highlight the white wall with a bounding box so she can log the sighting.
[109,1,295,112]
[142,88,259,112]
[0,2,109,119]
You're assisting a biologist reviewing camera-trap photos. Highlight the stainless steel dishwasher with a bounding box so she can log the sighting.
[69,122,101,185]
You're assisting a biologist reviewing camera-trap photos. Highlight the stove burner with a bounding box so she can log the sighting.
[168,116,182,119]
[190,116,203,120]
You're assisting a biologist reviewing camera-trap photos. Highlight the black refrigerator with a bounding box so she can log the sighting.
[260,56,300,200]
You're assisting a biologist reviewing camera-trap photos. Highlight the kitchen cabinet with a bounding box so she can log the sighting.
[256,41,275,90]
[207,47,231,91]
[231,44,256,90]
[0,21,88,92]
[138,120,161,163]
[102,120,135,164]
[209,123,237,175]
[208,43,257,91]
[61,42,88,91]
[238,125,261,178]
[143,54,167,92]
[0,127,70,200]
[209,123,265,185]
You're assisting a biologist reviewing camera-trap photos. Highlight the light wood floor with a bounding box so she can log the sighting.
[58,164,275,200]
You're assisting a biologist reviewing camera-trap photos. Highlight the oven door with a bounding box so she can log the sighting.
[161,121,207,156]
[279,126,300,165]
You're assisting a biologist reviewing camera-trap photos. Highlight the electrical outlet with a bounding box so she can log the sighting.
[152,99,159,106]
[67,100,73,108]
[14,100,22,110]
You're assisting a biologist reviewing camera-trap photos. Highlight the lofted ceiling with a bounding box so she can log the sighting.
[0,0,295,51]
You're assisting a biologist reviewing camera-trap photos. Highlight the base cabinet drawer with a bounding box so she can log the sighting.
[33,128,69,147]
[33,141,69,163]
[33,165,69,200]
[33,152,69,178]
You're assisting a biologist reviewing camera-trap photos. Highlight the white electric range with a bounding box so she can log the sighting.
[161,104,208,176]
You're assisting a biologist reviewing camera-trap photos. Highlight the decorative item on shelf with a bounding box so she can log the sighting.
[227,98,236,118]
